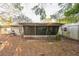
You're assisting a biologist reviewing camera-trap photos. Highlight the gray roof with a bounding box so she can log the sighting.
[19,23,63,26]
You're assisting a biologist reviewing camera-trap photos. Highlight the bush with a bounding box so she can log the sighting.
[55,34,61,41]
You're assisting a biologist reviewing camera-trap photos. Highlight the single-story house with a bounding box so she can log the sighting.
[19,23,63,37]
[0,23,63,38]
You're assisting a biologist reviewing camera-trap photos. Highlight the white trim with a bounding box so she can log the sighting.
[24,35,56,37]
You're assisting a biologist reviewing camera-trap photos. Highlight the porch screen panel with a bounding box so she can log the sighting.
[23,26,59,35]
[23,26,35,35]
[46,26,59,35]
[36,26,46,35]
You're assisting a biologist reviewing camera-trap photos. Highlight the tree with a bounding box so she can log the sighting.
[0,3,24,19]
[56,3,79,24]
[50,14,58,19]
[12,4,32,23]
[64,3,79,16]
[32,4,46,20]
[50,3,72,19]
[12,3,23,11]
[57,15,79,24]
[13,14,32,23]
[58,3,72,13]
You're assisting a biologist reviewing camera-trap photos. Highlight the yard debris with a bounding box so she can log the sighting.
[0,35,79,56]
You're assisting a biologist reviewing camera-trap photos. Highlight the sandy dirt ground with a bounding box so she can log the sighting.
[0,35,79,56]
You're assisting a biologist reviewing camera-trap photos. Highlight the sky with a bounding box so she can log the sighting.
[22,3,61,23]
[0,3,61,23]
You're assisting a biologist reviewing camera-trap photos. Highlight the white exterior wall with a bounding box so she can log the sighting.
[59,23,79,40]
[11,26,24,35]
[69,26,79,40]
